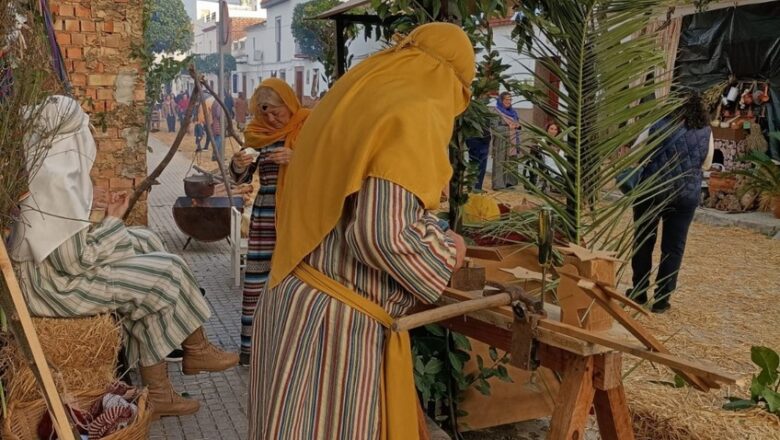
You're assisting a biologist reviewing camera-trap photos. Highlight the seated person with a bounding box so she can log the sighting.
[8,96,238,420]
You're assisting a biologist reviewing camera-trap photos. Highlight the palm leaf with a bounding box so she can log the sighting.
[502,0,681,264]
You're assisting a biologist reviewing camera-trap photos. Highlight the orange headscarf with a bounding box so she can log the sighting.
[244,78,311,198]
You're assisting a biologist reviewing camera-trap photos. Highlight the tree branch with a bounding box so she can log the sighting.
[124,83,199,221]
[190,66,235,203]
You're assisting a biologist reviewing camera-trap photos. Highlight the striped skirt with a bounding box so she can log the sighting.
[240,186,277,360]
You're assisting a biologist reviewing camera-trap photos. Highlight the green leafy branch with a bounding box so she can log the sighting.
[723,346,780,416]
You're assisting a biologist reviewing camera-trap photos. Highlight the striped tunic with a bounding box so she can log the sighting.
[15,217,211,368]
[248,178,456,440]
[232,140,284,360]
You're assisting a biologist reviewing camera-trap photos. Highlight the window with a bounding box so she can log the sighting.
[232,74,238,93]
[275,16,282,62]
[279,69,286,81]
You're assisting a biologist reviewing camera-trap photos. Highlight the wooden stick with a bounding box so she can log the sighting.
[393,292,514,331]
[0,243,78,440]
[577,280,714,391]
[198,78,244,148]
[191,67,234,203]
[558,271,649,316]
[537,319,737,386]
[124,86,199,220]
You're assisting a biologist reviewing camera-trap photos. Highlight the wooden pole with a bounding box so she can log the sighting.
[336,17,346,79]
[0,243,78,440]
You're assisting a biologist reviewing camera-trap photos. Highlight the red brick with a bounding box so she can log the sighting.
[55,32,71,45]
[64,19,80,32]
[103,21,115,33]
[100,47,119,57]
[93,178,110,188]
[80,20,95,32]
[96,88,113,101]
[71,33,85,45]
[133,89,145,102]
[88,74,116,87]
[109,177,135,191]
[104,34,121,48]
[75,6,91,18]
[84,88,98,101]
[56,5,76,17]
[70,73,87,86]
[50,4,59,14]
[93,127,118,139]
[66,47,82,59]
[72,60,87,73]
[103,100,116,112]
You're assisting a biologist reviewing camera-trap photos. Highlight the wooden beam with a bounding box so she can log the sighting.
[537,319,738,386]
[594,386,636,440]
[576,280,714,391]
[0,243,78,440]
[548,355,595,440]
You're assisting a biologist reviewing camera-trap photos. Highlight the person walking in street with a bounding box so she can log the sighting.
[162,94,177,133]
[234,92,248,131]
[247,22,471,440]
[492,92,520,190]
[629,92,714,313]
[229,79,311,365]
[177,92,190,130]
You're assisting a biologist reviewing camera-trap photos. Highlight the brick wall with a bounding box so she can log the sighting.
[51,0,148,225]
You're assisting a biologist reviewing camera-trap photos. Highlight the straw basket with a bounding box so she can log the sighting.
[2,388,151,440]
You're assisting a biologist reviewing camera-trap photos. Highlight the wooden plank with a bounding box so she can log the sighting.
[594,352,622,391]
[594,386,636,440]
[465,246,503,261]
[576,280,714,391]
[548,355,595,440]
[537,319,738,385]
[458,341,558,431]
[559,271,649,317]
[0,243,78,440]
[442,288,616,357]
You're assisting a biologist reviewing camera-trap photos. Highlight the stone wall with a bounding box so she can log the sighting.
[50,0,148,225]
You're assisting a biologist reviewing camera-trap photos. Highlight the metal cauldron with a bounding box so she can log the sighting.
[183,174,216,198]
[172,196,244,247]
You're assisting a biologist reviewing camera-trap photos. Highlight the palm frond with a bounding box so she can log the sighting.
[502,0,681,263]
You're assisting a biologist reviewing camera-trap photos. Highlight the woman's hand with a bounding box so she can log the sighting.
[268,148,293,165]
[446,230,467,272]
[106,191,130,219]
[232,149,255,170]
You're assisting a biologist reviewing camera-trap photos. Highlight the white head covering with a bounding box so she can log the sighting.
[9,95,97,263]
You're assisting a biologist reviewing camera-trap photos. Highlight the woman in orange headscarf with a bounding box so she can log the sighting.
[247,23,472,440]
[230,78,310,365]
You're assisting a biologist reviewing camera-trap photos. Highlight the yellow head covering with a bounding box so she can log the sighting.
[244,78,310,149]
[244,78,311,201]
[269,22,475,288]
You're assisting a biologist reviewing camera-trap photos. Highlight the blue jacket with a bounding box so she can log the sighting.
[641,122,710,206]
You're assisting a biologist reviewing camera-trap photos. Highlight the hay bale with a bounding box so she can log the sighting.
[0,314,122,403]
[627,382,780,440]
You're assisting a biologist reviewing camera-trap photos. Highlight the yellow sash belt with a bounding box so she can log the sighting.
[293,262,420,440]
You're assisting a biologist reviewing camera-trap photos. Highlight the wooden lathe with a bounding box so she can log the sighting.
[398,244,738,440]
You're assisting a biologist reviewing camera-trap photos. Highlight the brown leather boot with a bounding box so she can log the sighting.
[140,362,200,420]
[181,327,239,375]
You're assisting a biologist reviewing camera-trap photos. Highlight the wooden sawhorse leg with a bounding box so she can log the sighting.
[540,345,635,440]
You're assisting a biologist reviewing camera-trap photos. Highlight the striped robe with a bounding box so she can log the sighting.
[15,217,211,368]
[232,140,283,360]
[248,178,456,440]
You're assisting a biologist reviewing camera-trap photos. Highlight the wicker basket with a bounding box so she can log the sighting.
[2,388,151,440]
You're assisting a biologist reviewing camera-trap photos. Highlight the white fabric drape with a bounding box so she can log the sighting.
[10,95,96,263]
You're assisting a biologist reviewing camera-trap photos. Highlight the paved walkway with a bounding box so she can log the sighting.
[146,136,249,440]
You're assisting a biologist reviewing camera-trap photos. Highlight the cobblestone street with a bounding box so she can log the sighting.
[146,136,249,440]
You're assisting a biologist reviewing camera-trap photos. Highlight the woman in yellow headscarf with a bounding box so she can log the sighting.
[230,78,310,365]
[247,23,473,440]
